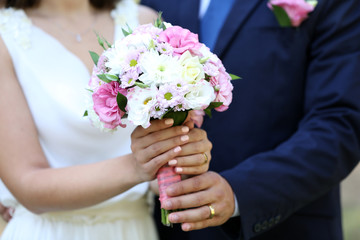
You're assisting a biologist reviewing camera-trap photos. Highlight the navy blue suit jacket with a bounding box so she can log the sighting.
[141,0,360,239]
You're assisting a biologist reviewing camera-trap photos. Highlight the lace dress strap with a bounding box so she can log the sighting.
[0,8,32,49]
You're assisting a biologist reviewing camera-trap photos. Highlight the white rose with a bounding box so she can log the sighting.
[184,80,215,110]
[179,51,205,84]
[127,86,158,128]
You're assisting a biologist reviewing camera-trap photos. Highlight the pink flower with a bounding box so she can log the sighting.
[158,26,202,56]
[212,65,234,112]
[133,23,163,38]
[189,110,205,128]
[92,82,127,129]
[268,0,315,27]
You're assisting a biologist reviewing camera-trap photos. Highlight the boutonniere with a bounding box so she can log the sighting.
[267,0,318,27]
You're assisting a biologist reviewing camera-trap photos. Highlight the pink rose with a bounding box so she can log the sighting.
[158,26,202,56]
[268,0,315,27]
[92,82,127,129]
[211,65,234,112]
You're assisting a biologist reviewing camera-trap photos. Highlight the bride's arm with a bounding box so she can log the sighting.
[0,39,189,215]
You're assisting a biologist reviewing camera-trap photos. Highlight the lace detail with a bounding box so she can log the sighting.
[0,8,32,49]
[111,0,139,29]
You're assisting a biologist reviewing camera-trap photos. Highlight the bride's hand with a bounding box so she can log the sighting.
[0,202,13,222]
[131,118,191,182]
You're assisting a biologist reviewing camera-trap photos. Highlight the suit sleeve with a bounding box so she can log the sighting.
[220,0,360,239]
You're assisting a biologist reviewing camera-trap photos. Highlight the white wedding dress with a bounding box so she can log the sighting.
[0,1,158,239]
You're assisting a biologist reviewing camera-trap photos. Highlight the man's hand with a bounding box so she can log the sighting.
[161,171,235,231]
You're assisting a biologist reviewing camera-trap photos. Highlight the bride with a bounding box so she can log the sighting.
[0,0,212,239]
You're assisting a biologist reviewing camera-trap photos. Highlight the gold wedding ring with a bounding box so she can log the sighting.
[208,205,215,219]
[203,153,208,164]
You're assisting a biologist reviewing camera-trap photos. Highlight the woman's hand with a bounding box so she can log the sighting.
[131,118,192,182]
[0,202,13,222]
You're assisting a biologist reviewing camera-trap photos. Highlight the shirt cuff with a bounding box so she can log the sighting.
[231,193,240,217]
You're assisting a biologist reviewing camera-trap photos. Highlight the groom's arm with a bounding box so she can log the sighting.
[161,0,360,239]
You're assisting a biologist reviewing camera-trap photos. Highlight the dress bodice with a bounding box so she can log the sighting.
[0,0,147,208]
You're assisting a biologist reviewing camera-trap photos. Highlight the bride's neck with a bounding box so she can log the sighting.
[35,0,95,18]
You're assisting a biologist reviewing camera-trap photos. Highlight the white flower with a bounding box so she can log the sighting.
[139,50,182,86]
[184,80,216,110]
[122,33,154,50]
[198,44,219,62]
[127,86,158,128]
[104,42,128,75]
[163,21,173,29]
[179,51,205,84]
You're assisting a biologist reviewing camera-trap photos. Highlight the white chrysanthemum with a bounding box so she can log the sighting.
[184,80,216,110]
[179,51,205,84]
[127,86,158,128]
[104,43,128,75]
[122,33,154,50]
[139,50,182,86]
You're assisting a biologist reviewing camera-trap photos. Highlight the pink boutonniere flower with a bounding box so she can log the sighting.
[268,0,318,27]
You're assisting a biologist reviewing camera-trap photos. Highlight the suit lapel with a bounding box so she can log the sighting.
[213,0,264,56]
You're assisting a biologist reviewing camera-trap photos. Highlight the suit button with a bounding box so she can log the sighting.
[274,214,282,224]
[254,223,262,233]
[261,220,268,231]
[268,217,275,227]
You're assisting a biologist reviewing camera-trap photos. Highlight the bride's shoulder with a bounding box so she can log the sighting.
[138,4,158,25]
[0,7,32,49]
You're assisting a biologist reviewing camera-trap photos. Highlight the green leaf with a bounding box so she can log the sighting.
[89,51,100,66]
[116,92,128,112]
[162,110,189,126]
[97,74,112,83]
[105,74,119,81]
[122,23,133,37]
[204,102,223,118]
[229,73,241,80]
[154,12,166,30]
[95,32,107,50]
[134,82,150,88]
[83,110,88,117]
[272,5,292,27]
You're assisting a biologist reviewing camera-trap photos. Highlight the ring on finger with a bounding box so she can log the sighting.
[203,153,208,164]
[208,205,215,219]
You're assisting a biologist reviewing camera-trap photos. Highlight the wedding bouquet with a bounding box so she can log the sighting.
[84,14,238,226]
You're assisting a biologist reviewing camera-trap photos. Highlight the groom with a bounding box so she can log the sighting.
[141,0,360,239]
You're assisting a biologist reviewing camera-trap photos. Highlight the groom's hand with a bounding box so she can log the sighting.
[162,171,235,231]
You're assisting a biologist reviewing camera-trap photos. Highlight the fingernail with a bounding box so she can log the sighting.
[182,223,191,231]
[9,208,15,217]
[164,201,172,208]
[181,126,189,133]
[168,159,177,166]
[175,167,183,173]
[174,146,181,153]
[165,119,174,125]
[170,214,179,222]
[181,135,189,142]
